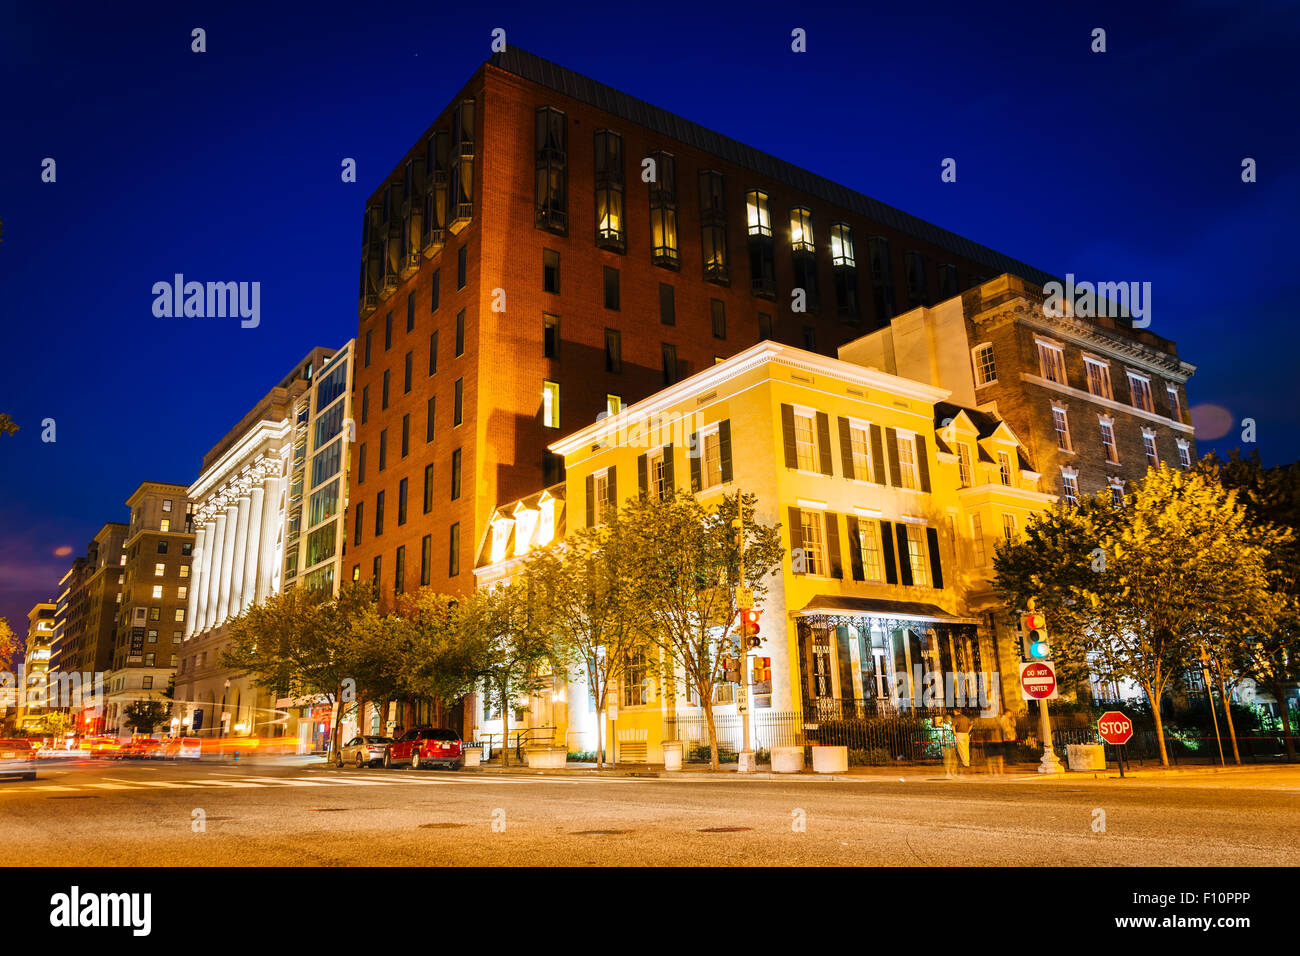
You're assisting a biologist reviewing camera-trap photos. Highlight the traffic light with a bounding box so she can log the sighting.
[740,608,762,649]
[1019,610,1050,660]
[723,657,742,683]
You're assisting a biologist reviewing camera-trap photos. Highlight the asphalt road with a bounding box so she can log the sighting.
[3,757,1298,866]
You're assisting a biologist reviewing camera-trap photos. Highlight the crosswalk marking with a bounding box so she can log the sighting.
[2,771,640,795]
[84,783,146,790]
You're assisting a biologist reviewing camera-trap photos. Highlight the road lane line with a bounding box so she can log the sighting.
[84,783,149,790]
[179,780,267,788]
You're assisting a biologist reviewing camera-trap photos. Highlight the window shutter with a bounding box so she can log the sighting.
[838,417,855,480]
[815,412,833,475]
[663,444,676,494]
[689,433,702,492]
[718,419,733,484]
[879,520,897,584]
[895,523,913,586]
[825,511,843,579]
[781,404,798,468]
[788,507,804,573]
[870,424,887,485]
[637,453,648,499]
[606,466,617,512]
[916,434,931,493]
[926,526,944,590]
[886,428,901,487]
[585,474,595,526]
[846,515,864,581]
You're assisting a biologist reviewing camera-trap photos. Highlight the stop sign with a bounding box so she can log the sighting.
[1019,661,1056,699]
[1097,710,1134,745]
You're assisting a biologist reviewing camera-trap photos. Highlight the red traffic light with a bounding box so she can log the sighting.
[741,609,761,634]
[1021,611,1045,632]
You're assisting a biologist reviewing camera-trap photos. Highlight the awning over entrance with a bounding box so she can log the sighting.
[796,595,982,626]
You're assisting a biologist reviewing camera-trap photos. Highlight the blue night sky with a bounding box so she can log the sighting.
[1,0,1296,631]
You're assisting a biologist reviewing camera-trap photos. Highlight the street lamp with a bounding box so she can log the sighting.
[733,497,756,774]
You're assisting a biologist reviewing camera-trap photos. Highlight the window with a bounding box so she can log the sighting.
[430,267,440,312]
[606,394,621,416]
[455,310,466,357]
[381,369,390,410]
[397,478,408,526]
[457,244,467,289]
[544,314,560,359]
[604,329,622,373]
[406,291,415,332]
[448,523,460,578]
[745,189,771,237]
[972,344,996,386]
[181,542,192,556]
[149,607,160,621]
[542,381,560,428]
[1109,483,1126,508]
[896,434,919,490]
[420,535,432,586]
[997,451,1013,486]
[661,344,677,385]
[428,330,438,375]
[453,378,463,425]
[957,443,973,488]
[361,385,369,425]
[849,423,871,478]
[1167,384,1183,423]
[534,106,567,233]
[378,429,387,472]
[758,312,773,340]
[354,502,363,546]
[854,519,883,581]
[623,650,648,707]
[384,312,393,351]
[1052,406,1073,452]
[701,429,724,490]
[647,150,679,266]
[174,608,185,623]
[1128,372,1154,413]
[179,565,189,578]
[1177,440,1191,469]
[904,251,928,308]
[790,208,819,310]
[143,676,154,690]
[937,263,958,299]
[647,448,670,500]
[971,514,986,565]
[1099,417,1119,463]
[1143,430,1159,467]
[592,469,612,525]
[594,129,624,251]
[451,448,462,500]
[403,351,412,393]
[800,510,826,575]
[401,414,410,458]
[394,545,405,594]
[603,267,620,310]
[830,222,858,320]
[425,396,436,442]
[161,499,173,513]
[793,411,818,471]
[152,585,163,599]
[372,555,382,594]
[1001,513,1017,542]
[1037,340,1067,385]
[1061,470,1080,506]
[374,491,385,536]
[710,299,726,339]
[543,249,560,293]
[155,563,165,577]
[904,525,929,587]
[789,206,814,254]
[699,170,728,282]
[1084,357,1113,400]
[659,283,675,325]
[423,463,435,513]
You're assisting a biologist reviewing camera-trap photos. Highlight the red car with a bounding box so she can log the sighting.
[383,727,463,770]
[0,739,37,780]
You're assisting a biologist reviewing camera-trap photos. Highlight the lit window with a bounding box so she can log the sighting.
[542,380,560,428]
[830,222,855,267]
[606,394,621,417]
[855,520,882,581]
[849,424,871,478]
[1099,417,1119,463]
[1110,483,1125,508]
[160,519,170,532]
[1143,431,1159,467]
[593,470,610,525]
[1001,513,1017,542]
[1052,406,1073,452]
[177,586,187,600]
[745,189,771,237]
[1177,440,1191,469]
[793,412,818,471]
[594,129,624,250]
[162,499,173,512]
[971,514,986,565]
[648,449,670,501]
[1061,470,1080,506]
[1084,358,1113,400]
[997,451,1013,486]
[647,150,678,267]
[702,430,723,490]
[534,107,567,234]
[1128,372,1154,413]
[905,526,929,587]
[174,608,185,622]
[957,444,973,488]
[155,563,165,577]
[972,344,996,386]
[789,207,814,254]
[179,564,189,578]
[699,170,728,283]
[896,435,919,490]
[800,510,826,576]
[152,585,163,599]
[1037,341,1067,385]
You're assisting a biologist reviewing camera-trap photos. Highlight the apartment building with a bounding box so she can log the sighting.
[12,601,56,731]
[349,47,1059,624]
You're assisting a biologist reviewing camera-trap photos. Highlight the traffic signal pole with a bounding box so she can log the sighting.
[735,498,756,774]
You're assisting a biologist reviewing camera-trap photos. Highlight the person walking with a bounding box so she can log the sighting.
[952,710,973,769]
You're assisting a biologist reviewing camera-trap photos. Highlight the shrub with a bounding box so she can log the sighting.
[848,747,892,766]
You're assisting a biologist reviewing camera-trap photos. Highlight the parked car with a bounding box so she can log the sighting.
[384,728,463,770]
[0,739,37,780]
[117,738,163,759]
[335,735,393,768]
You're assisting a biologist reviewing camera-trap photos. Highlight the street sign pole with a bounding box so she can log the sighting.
[735,494,755,774]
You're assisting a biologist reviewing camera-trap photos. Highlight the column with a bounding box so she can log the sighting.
[229,493,252,614]
[217,503,238,623]
[184,527,206,638]
[205,512,227,631]
[256,476,282,603]
[242,484,265,612]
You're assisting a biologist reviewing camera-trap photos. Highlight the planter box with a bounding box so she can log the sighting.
[1066,743,1106,771]
[462,748,482,768]
[771,746,805,773]
[662,740,683,771]
[811,745,848,774]
[525,746,567,770]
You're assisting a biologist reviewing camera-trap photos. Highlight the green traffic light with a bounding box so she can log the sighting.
[1030,639,1050,659]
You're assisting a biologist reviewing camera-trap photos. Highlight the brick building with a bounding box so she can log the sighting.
[348,47,1060,611]
[840,274,1196,504]
[49,523,127,678]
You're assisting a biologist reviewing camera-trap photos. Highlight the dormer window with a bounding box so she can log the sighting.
[513,507,539,557]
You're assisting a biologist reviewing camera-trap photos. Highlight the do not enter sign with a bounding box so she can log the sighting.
[1019,661,1057,700]
[1098,710,1134,745]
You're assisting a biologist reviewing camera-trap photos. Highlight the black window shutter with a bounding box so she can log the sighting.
[606,466,617,512]
[825,511,843,579]
[663,444,676,494]
[916,434,931,493]
[838,417,855,480]
[788,507,804,573]
[637,453,648,499]
[846,515,864,580]
[689,432,702,491]
[880,520,897,584]
[816,412,833,476]
[718,420,733,483]
[585,474,595,526]
[886,428,901,487]
[926,526,944,589]
[870,424,887,485]
[895,523,913,586]
[781,404,798,468]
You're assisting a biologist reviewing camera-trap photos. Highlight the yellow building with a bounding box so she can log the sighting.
[473,341,1056,763]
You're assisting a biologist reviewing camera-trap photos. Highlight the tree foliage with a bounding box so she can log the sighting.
[122,699,169,734]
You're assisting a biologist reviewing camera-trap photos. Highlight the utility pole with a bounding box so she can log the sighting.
[734,496,755,773]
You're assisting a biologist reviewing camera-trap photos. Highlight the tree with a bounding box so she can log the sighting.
[123,700,169,734]
[0,617,19,672]
[621,490,783,770]
[1200,451,1300,760]
[995,465,1286,765]
[524,513,649,768]
[0,414,17,437]
[391,588,482,722]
